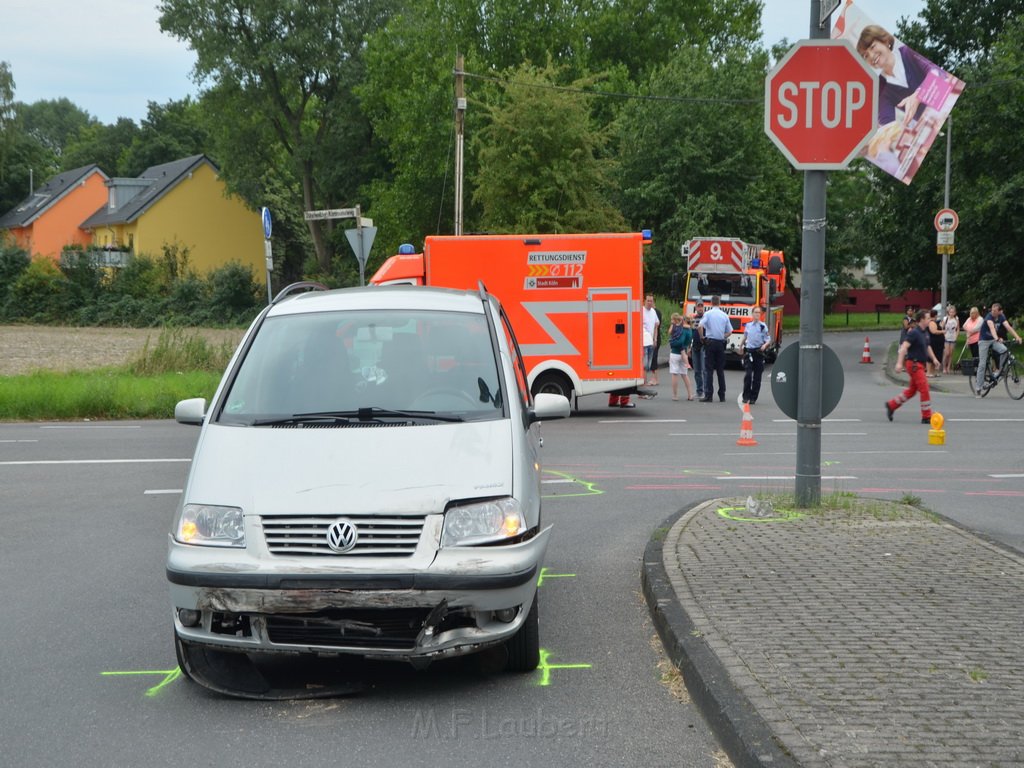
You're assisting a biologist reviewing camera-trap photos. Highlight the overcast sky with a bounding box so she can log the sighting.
[5,0,926,125]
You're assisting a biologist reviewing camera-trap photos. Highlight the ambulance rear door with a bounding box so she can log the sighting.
[588,287,633,371]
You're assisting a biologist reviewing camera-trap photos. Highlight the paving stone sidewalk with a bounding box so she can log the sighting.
[643,498,1024,768]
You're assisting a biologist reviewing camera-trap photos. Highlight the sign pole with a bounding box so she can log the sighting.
[795,1,830,508]
[261,207,273,305]
[940,116,952,310]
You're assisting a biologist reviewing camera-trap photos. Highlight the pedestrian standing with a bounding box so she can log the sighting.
[962,306,983,360]
[741,306,771,405]
[642,294,660,386]
[886,309,940,423]
[941,304,960,374]
[975,302,1022,394]
[927,308,944,377]
[668,313,695,401]
[697,295,731,402]
[899,306,915,345]
[690,301,706,399]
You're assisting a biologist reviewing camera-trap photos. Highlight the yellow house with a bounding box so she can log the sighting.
[81,154,264,279]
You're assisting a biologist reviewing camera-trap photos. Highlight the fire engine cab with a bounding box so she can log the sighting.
[676,237,787,362]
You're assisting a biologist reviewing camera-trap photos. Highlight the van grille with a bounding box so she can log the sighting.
[261,514,428,557]
[264,608,476,650]
[265,609,428,649]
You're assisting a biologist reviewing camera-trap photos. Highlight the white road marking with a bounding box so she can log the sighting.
[718,475,857,481]
[669,432,867,437]
[144,489,182,495]
[38,425,142,429]
[989,474,1024,479]
[0,458,191,466]
[0,440,38,443]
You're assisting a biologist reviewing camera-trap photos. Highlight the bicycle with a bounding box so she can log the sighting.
[968,339,1024,399]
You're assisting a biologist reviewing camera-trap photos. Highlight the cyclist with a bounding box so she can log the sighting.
[975,302,1022,396]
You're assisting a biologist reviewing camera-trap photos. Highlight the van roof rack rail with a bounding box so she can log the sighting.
[271,281,329,305]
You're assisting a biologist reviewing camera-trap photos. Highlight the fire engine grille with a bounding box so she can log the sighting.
[261,514,428,557]
[730,317,742,332]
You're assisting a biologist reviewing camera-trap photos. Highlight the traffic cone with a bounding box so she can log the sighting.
[860,336,873,364]
[736,403,757,446]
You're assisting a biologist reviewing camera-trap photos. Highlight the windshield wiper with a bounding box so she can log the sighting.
[252,408,464,426]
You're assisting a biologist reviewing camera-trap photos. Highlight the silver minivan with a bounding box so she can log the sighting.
[168,284,569,696]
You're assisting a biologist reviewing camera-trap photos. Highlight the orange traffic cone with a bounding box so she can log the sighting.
[736,403,757,446]
[860,336,873,364]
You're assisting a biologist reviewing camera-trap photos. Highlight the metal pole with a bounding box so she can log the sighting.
[940,116,952,310]
[356,205,365,286]
[796,0,829,507]
[454,54,465,236]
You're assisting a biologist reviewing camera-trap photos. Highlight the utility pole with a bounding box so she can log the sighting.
[454,54,466,236]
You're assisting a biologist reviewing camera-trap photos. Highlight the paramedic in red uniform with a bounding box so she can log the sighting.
[886,309,941,424]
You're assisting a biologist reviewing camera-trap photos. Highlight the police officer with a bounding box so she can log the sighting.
[697,295,731,402]
[741,306,771,405]
[886,309,941,423]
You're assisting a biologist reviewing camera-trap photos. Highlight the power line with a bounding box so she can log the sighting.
[459,69,760,105]
[459,68,1024,104]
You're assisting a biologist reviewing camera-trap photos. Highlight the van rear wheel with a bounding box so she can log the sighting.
[531,372,572,400]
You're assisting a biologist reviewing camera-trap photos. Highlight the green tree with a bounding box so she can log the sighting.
[615,45,801,292]
[159,0,392,273]
[17,98,95,158]
[472,61,625,233]
[120,98,211,177]
[852,2,1024,309]
[61,118,141,176]
[899,0,1024,67]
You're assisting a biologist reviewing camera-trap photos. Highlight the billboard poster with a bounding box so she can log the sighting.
[831,0,965,185]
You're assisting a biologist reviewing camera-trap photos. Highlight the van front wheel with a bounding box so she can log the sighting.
[504,595,540,672]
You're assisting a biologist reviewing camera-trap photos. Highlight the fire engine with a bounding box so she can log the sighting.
[676,237,787,362]
[371,232,653,406]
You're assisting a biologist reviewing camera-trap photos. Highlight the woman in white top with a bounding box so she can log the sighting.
[942,304,960,374]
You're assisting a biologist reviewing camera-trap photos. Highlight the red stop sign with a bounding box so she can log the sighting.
[765,39,878,170]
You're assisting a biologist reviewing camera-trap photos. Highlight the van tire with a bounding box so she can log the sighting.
[504,594,540,672]
[531,372,572,400]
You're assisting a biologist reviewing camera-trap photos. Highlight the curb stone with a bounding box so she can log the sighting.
[641,501,798,768]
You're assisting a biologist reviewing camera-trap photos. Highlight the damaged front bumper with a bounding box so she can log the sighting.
[167,526,550,663]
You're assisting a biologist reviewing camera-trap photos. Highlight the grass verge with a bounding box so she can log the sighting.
[0,329,233,421]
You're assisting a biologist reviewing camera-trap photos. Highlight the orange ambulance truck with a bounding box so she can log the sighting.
[371,232,653,406]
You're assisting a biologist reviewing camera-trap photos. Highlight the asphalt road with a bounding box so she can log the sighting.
[1,330,1020,767]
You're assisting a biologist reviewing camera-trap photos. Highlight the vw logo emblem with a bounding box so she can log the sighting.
[326,519,359,553]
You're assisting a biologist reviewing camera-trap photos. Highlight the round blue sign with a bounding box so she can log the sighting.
[261,207,272,240]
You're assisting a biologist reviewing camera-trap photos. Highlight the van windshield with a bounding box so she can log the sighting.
[218,309,504,425]
[688,272,756,304]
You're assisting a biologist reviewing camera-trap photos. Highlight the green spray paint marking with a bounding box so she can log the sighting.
[716,506,805,523]
[537,566,576,587]
[542,470,603,498]
[536,649,591,687]
[102,668,182,698]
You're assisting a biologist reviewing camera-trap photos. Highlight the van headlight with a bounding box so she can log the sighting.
[173,504,246,547]
[441,498,526,547]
